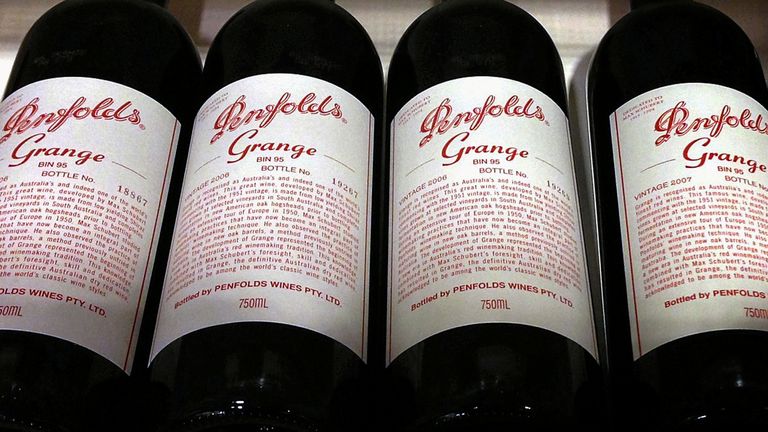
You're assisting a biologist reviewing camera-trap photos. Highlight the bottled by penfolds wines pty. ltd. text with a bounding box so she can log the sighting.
[589,0,768,426]
[148,0,384,431]
[0,0,201,431]
[385,0,602,429]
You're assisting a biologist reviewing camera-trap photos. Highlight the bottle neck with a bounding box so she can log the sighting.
[631,0,692,10]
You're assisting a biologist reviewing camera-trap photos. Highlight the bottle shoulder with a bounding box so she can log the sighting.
[387,0,566,116]
[203,0,383,113]
[595,1,752,63]
[5,0,202,116]
[590,2,768,111]
[18,0,195,58]
[395,0,559,54]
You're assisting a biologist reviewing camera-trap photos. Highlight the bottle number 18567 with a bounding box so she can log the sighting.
[117,185,148,206]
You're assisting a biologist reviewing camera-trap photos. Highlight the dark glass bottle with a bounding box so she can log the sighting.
[589,0,768,426]
[0,1,201,432]
[385,0,602,430]
[148,0,384,431]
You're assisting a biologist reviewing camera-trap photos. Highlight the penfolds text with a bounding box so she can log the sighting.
[211,92,343,144]
[654,100,768,146]
[418,95,545,148]
[1,96,142,143]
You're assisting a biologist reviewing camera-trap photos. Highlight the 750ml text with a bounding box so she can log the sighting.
[481,299,511,310]
[239,297,269,309]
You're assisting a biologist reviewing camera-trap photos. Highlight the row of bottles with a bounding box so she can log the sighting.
[0,0,766,430]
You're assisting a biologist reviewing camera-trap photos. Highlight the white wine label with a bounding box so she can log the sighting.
[611,83,768,359]
[151,74,373,361]
[0,77,179,372]
[387,76,597,364]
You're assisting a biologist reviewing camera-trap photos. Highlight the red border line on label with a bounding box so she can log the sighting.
[388,122,396,365]
[123,119,178,371]
[614,112,643,356]
[361,113,372,358]
[566,132,599,358]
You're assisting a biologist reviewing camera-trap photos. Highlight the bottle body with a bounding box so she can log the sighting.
[385,1,601,429]
[0,1,201,431]
[589,0,768,426]
[148,1,384,431]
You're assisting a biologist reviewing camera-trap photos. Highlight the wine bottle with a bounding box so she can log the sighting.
[0,1,201,431]
[148,0,384,431]
[385,0,602,429]
[589,0,768,426]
